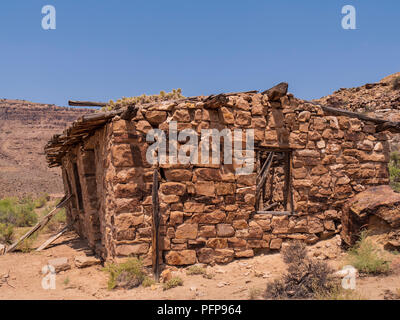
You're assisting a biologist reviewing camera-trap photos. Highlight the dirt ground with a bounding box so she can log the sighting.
[0,232,399,300]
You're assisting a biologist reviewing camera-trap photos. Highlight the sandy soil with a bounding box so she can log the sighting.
[1,232,400,300]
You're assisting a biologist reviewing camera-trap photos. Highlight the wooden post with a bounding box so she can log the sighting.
[152,169,161,282]
[283,152,290,210]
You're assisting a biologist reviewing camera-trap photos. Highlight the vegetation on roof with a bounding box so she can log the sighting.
[102,89,185,111]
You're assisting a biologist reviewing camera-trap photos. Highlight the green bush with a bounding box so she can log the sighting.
[163,277,183,290]
[34,193,49,209]
[142,276,156,288]
[0,223,14,244]
[0,197,38,227]
[346,231,390,275]
[389,152,400,192]
[104,258,146,290]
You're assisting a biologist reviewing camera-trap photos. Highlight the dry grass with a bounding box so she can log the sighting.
[264,242,334,299]
[163,277,183,290]
[346,231,390,275]
[186,265,206,276]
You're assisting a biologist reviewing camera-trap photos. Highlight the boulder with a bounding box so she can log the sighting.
[341,185,400,246]
[48,257,71,273]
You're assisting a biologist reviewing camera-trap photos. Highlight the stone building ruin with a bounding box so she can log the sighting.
[44,83,394,266]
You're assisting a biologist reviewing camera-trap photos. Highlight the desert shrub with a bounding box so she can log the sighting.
[0,223,14,245]
[389,152,400,191]
[142,276,156,288]
[163,277,183,290]
[0,197,37,227]
[103,89,185,111]
[264,242,334,299]
[248,287,262,300]
[63,277,70,286]
[16,230,38,253]
[103,258,146,290]
[186,265,206,275]
[34,193,49,209]
[346,231,390,275]
[43,207,66,233]
[316,283,363,300]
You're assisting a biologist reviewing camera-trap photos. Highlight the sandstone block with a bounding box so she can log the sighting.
[144,110,167,125]
[214,249,234,264]
[206,238,228,249]
[269,238,282,250]
[116,243,149,256]
[160,182,186,195]
[216,224,235,237]
[74,255,101,268]
[165,250,197,265]
[199,225,216,238]
[194,181,215,196]
[165,169,192,181]
[197,248,215,264]
[175,223,198,239]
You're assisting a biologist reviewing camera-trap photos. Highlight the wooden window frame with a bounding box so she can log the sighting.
[255,148,294,216]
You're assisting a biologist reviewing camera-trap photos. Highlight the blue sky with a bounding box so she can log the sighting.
[0,0,399,107]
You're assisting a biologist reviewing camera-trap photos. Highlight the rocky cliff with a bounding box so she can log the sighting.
[0,99,95,198]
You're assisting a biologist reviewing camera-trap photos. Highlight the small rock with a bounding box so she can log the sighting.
[217,281,230,287]
[190,286,197,292]
[215,268,226,274]
[74,255,101,268]
[160,269,172,283]
[48,257,71,273]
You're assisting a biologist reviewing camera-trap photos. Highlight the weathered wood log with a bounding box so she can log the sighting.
[283,152,291,210]
[6,195,72,253]
[35,220,75,251]
[318,105,400,133]
[68,100,108,107]
[151,169,161,282]
[256,211,291,216]
[256,152,274,201]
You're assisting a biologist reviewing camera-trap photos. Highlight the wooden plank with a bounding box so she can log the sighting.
[264,202,278,211]
[35,221,74,251]
[283,152,290,210]
[256,152,274,201]
[151,169,161,282]
[6,195,72,253]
